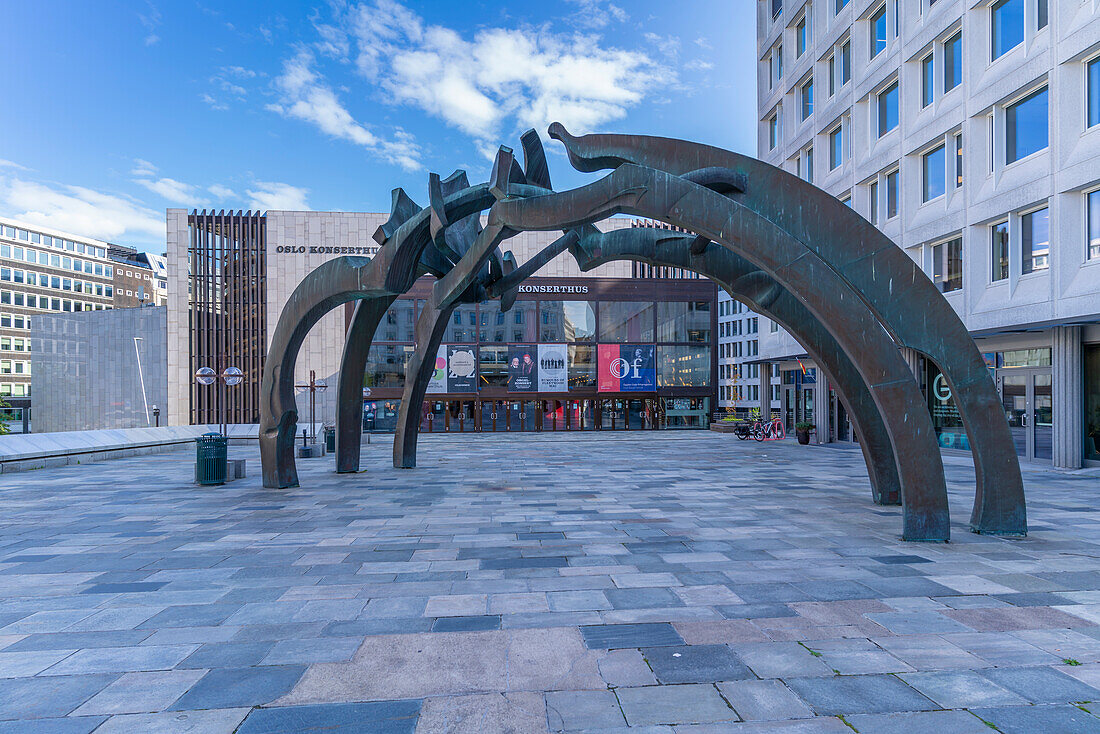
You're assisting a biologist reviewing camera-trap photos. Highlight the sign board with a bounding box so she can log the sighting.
[507,344,538,392]
[446,345,478,393]
[537,344,568,392]
[598,344,656,392]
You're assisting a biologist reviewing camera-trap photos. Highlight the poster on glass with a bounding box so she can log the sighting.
[447,345,478,393]
[598,344,656,392]
[538,344,568,392]
[508,345,538,392]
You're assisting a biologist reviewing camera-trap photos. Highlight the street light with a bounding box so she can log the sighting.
[194,365,241,437]
[294,370,327,443]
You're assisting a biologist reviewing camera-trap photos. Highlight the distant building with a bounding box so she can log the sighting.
[753,0,1100,467]
[110,245,168,308]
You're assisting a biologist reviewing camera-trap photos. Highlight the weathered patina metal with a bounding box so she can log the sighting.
[258,125,1026,541]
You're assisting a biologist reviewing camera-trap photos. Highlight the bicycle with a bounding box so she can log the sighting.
[752,417,786,442]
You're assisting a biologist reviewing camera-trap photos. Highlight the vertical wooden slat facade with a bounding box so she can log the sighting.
[187,210,266,424]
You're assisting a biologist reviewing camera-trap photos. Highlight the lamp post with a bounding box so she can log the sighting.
[294,370,327,443]
[152,405,160,427]
[194,365,241,437]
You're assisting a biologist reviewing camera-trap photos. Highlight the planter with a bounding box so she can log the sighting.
[796,429,811,445]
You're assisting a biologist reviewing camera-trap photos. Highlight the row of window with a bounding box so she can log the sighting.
[720,340,760,359]
[719,317,759,338]
[0,268,114,298]
[0,291,112,314]
[719,362,764,381]
[0,225,108,259]
[0,337,27,353]
[0,360,30,376]
[718,299,749,317]
[0,383,29,397]
[0,244,114,279]
[721,383,762,403]
[921,190,1100,292]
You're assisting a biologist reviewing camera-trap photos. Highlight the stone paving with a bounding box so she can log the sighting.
[0,432,1099,732]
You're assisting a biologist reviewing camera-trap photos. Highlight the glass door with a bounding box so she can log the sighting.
[481,400,503,431]
[523,401,540,431]
[998,370,1053,462]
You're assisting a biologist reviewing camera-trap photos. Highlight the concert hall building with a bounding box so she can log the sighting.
[165,210,717,433]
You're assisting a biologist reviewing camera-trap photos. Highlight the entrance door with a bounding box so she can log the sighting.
[507,400,531,431]
[783,386,797,432]
[449,400,475,432]
[481,400,503,431]
[999,370,1053,462]
[543,400,565,431]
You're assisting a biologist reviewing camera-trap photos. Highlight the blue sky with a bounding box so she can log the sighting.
[0,0,757,252]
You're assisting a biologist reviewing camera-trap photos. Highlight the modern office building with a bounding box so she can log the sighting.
[0,216,120,430]
[754,0,1100,467]
[165,210,717,432]
[717,293,782,416]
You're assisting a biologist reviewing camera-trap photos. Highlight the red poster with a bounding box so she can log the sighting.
[598,344,620,392]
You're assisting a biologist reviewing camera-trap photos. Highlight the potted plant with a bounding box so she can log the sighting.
[794,421,814,445]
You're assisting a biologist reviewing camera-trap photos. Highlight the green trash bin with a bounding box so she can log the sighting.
[324,426,336,454]
[195,432,227,485]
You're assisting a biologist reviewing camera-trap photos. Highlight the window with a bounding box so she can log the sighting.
[828,55,835,96]
[991,0,1023,60]
[772,0,782,19]
[1006,87,1048,164]
[830,126,843,169]
[796,16,808,57]
[923,144,946,202]
[932,237,962,292]
[886,169,898,218]
[801,78,814,120]
[1037,0,1047,30]
[1088,189,1100,260]
[840,40,851,84]
[991,221,1009,280]
[804,146,814,181]
[877,81,898,136]
[840,193,852,207]
[921,54,934,107]
[1088,57,1099,129]
[871,5,887,58]
[769,113,779,149]
[955,133,963,188]
[835,0,849,12]
[1021,207,1049,273]
[870,181,879,224]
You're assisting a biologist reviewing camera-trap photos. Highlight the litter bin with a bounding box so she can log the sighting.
[324,426,336,454]
[195,432,227,485]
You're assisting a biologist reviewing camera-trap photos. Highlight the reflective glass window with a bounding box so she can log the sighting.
[923,144,946,202]
[599,301,655,342]
[539,301,596,341]
[1006,87,1047,164]
[656,301,710,343]
[1022,207,1049,273]
[658,346,711,387]
[992,0,1023,60]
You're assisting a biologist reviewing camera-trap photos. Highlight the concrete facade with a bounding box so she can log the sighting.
[753,0,1100,465]
[31,306,167,433]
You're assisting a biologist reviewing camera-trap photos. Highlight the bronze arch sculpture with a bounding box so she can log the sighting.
[258,126,1026,542]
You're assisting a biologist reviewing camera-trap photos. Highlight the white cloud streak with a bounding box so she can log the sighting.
[267,50,422,171]
[246,181,310,211]
[0,177,164,241]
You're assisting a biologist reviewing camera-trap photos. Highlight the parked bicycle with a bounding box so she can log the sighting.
[752,417,786,442]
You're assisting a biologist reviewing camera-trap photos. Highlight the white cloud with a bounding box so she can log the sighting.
[0,159,27,171]
[0,177,164,242]
[267,50,422,171]
[565,0,628,29]
[246,181,310,211]
[135,176,208,206]
[131,159,158,177]
[327,1,671,148]
[208,184,237,199]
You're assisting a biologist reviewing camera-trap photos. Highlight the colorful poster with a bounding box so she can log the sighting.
[598,344,656,392]
[537,344,568,392]
[507,344,538,392]
[447,345,478,393]
[425,344,447,394]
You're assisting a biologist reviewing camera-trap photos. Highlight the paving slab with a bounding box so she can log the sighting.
[642,644,753,684]
[784,674,937,716]
[715,679,813,721]
[616,684,736,726]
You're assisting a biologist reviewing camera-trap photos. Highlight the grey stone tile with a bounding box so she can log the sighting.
[0,649,75,677]
[545,690,626,731]
[0,717,106,734]
[89,708,250,734]
[643,644,753,684]
[236,699,421,733]
[71,669,206,715]
[605,588,684,610]
[548,590,612,612]
[177,641,274,669]
[844,710,992,734]
[898,670,1026,708]
[969,704,1100,734]
[732,642,833,678]
[598,649,657,687]
[979,665,1100,704]
[168,666,305,710]
[715,679,813,720]
[431,615,502,632]
[259,636,361,665]
[41,644,196,675]
[785,674,937,715]
[0,674,117,719]
[617,684,737,726]
[863,611,974,635]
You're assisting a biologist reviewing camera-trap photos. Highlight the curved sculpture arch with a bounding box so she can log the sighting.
[258,125,1026,542]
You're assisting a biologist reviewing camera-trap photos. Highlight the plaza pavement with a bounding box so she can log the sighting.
[0,431,1099,733]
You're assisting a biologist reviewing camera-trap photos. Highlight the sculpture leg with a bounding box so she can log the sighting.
[393,298,460,469]
[335,296,396,473]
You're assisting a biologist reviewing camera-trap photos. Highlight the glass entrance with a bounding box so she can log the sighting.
[448,400,476,432]
[481,400,504,431]
[563,399,594,430]
[999,369,1053,462]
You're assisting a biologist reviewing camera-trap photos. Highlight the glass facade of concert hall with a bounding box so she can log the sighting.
[358,276,718,433]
